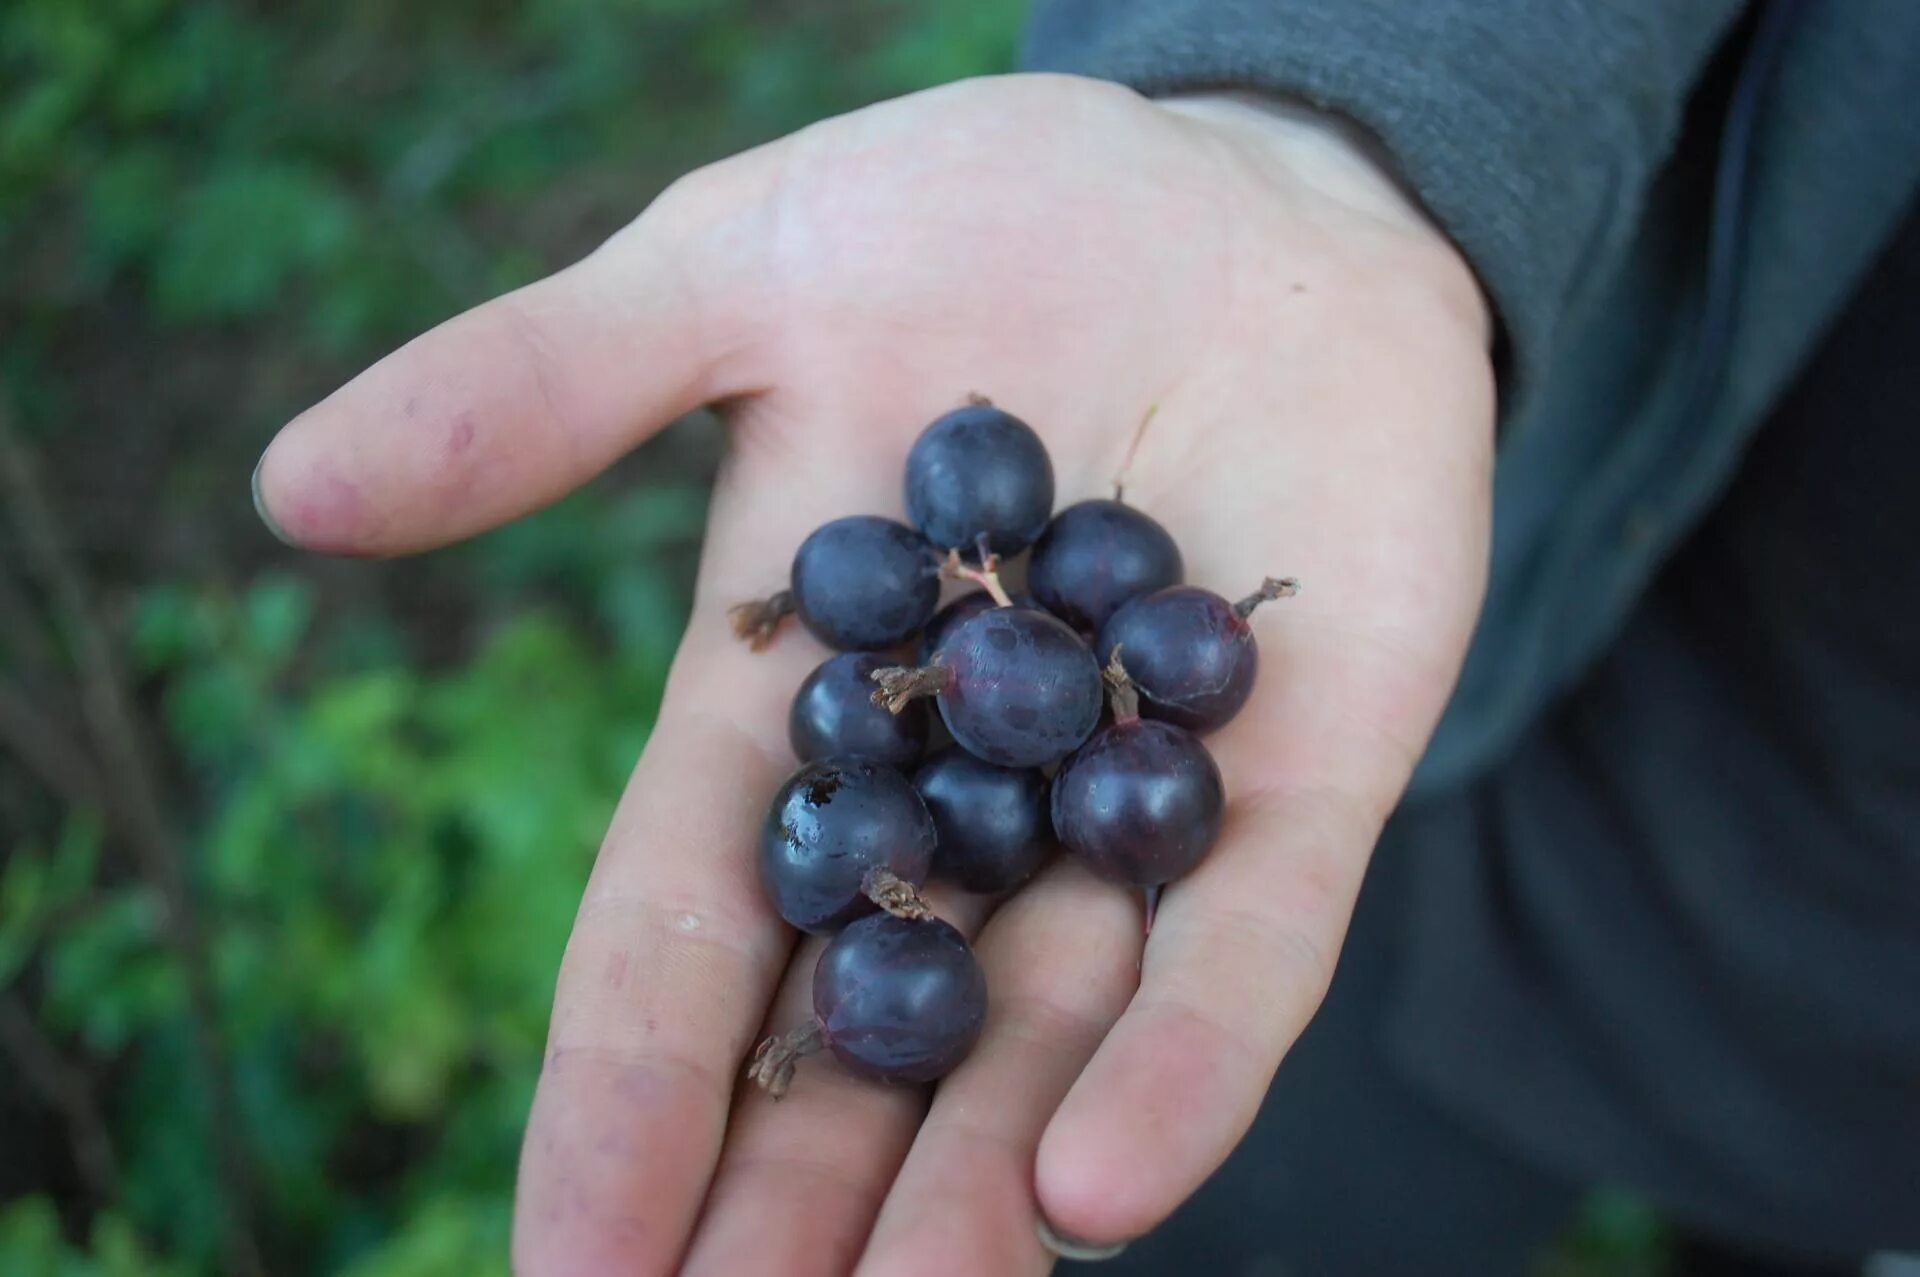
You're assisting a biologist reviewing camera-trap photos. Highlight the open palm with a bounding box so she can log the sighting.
[257,75,1493,1275]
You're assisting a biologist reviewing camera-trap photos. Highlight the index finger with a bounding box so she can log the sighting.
[512,628,802,1277]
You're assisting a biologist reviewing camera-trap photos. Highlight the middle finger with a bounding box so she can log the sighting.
[681,884,995,1277]
[856,860,1144,1277]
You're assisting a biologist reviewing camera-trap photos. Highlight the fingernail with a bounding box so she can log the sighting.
[1036,1217,1129,1262]
[252,455,295,547]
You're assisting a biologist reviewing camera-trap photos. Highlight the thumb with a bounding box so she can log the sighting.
[254,156,774,556]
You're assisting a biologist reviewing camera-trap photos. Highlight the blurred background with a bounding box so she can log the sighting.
[0,2,1671,1274]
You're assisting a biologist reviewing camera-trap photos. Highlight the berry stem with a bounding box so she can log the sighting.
[1102,647,1141,725]
[746,1020,824,1100]
[1232,576,1300,620]
[728,589,795,650]
[965,391,994,407]
[868,661,951,713]
[862,867,934,921]
[940,547,1014,608]
[1111,403,1159,502]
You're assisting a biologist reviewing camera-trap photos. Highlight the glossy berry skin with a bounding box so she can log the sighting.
[904,404,1055,555]
[791,516,940,651]
[913,748,1052,893]
[1028,499,1184,632]
[1051,718,1224,887]
[759,759,936,934]
[918,589,1037,663]
[814,912,987,1084]
[936,607,1102,768]
[789,653,928,767]
[1098,586,1260,733]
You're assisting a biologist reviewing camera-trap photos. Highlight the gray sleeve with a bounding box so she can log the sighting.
[1022,0,1747,411]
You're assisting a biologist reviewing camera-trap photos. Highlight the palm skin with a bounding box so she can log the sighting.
[255,75,1493,1276]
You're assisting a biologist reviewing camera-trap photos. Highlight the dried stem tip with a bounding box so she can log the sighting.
[1111,402,1160,503]
[747,1020,824,1100]
[729,589,795,650]
[1232,576,1300,620]
[869,661,951,714]
[1102,646,1141,724]
[940,547,1014,608]
[862,867,934,920]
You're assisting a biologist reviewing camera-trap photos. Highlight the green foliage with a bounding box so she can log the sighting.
[4,0,1021,1266]
[151,164,358,323]
[1540,1190,1673,1277]
[0,1197,189,1277]
[6,479,698,1271]
[331,1195,510,1277]
[2,0,1024,357]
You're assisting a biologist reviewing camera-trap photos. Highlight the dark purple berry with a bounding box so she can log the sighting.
[913,748,1053,893]
[789,516,940,651]
[790,653,928,767]
[814,912,987,1084]
[919,588,1037,663]
[1028,499,1184,632]
[1051,716,1224,888]
[904,402,1054,556]
[937,608,1101,766]
[876,607,1101,769]
[1096,578,1296,733]
[758,759,935,934]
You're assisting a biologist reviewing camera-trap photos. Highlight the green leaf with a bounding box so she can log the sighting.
[81,143,175,271]
[0,843,51,986]
[114,1025,224,1266]
[128,584,203,673]
[42,887,182,1050]
[92,1210,187,1277]
[242,573,315,672]
[0,1195,65,1271]
[334,1192,511,1277]
[151,163,359,321]
[0,74,94,174]
[163,663,262,764]
[48,808,105,905]
[0,811,106,984]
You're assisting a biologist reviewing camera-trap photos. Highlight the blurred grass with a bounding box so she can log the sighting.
[0,2,1018,1273]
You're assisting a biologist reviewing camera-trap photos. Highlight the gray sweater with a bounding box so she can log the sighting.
[1028,0,1920,1254]
[1026,0,1920,791]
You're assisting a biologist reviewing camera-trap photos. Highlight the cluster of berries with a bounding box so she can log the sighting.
[733,399,1294,1097]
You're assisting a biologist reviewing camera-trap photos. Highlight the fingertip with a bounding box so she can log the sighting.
[1034,1111,1167,1247]
[1033,1132,1147,1252]
[251,288,587,557]
[1033,1005,1261,1246]
[250,451,293,548]
[252,412,386,556]
[1035,1216,1130,1263]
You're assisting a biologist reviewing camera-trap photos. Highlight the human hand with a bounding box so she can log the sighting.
[254,74,1493,1274]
